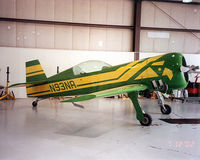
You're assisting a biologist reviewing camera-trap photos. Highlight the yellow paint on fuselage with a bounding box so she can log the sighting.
[26,71,45,77]
[134,67,158,80]
[162,68,173,80]
[27,55,163,97]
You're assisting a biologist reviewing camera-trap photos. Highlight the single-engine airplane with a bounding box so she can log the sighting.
[10,53,190,126]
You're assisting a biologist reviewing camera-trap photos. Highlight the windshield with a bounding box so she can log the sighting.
[73,60,112,75]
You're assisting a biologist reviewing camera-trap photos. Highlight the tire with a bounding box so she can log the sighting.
[140,114,152,126]
[32,101,38,107]
[160,104,171,115]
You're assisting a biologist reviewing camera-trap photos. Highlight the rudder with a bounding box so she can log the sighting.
[26,60,47,83]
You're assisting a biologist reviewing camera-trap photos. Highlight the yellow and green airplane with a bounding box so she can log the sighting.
[10,52,189,126]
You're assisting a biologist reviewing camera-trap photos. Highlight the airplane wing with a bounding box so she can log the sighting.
[61,84,147,103]
[9,80,47,88]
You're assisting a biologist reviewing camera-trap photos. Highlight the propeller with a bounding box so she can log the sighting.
[181,65,199,73]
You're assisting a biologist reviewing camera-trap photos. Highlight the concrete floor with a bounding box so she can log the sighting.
[0,98,200,160]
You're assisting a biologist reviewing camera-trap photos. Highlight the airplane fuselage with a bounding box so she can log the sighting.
[26,53,188,98]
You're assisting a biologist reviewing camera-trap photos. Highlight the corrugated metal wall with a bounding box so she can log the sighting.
[140,1,200,54]
[0,0,199,54]
[0,0,134,51]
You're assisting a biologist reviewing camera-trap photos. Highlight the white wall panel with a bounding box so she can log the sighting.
[55,25,72,49]
[123,0,134,26]
[141,2,200,54]
[154,2,170,28]
[89,28,106,51]
[184,32,200,54]
[107,0,123,25]
[16,0,35,19]
[122,29,133,52]
[22,24,36,48]
[0,0,134,52]
[54,0,73,22]
[36,0,54,20]
[152,34,169,53]
[0,0,134,27]
[141,1,200,30]
[90,0,107,24]
[140,30,154,52]
[106,29,122,51]
[73,27,89,50]
[36,24,54,48]
[140,30,200,54]
[141,1,155,27]
[0,22,16,47]
[16,23,36,48]
[0,22,133,52]
[184,5,200,30]
[73,0,90,23]
[169,32,184,53]
[169,4,185,28]
[0,0,16,18]
[16,23,24,47]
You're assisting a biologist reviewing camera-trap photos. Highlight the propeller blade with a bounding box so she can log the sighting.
[181,65,199,73]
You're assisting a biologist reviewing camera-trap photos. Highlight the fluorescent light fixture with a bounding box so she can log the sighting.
[98,41,103,47]
[182,0,192,3]
[148,32,169,39]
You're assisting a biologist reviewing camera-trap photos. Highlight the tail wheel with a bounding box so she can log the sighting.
[32,101,38,107]
[140,114,152,126]
[160,104,171,115]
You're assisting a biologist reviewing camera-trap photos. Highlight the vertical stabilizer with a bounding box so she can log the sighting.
[26,60,47,83]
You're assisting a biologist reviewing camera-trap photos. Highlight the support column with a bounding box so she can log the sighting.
[133,0,142,61]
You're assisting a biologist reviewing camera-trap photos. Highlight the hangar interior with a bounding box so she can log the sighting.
[0,0,200,159]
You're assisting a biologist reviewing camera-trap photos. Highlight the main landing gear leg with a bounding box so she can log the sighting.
[128,92,152,126]
[155,91,171,115]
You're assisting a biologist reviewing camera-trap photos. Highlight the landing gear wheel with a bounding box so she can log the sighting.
[140,114,152,126]
[32,101,38,107]
[160,104,171,115]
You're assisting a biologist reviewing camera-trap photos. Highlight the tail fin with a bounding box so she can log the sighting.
[26,60,47,83]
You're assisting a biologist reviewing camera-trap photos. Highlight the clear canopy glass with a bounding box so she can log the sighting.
[73,60,112,75]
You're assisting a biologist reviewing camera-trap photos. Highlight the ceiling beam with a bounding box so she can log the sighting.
[0,17,134,30]
[141,27,200,33]
[142,0,200,5]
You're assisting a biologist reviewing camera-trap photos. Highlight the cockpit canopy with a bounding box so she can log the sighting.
[73,60,112,75]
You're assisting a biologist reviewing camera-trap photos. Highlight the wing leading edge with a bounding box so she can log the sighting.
[61,84,148,103]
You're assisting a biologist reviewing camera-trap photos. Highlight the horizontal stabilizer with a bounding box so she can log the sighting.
[9,59,48,88]
[9,80,47,88]
[61,84,147,103]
